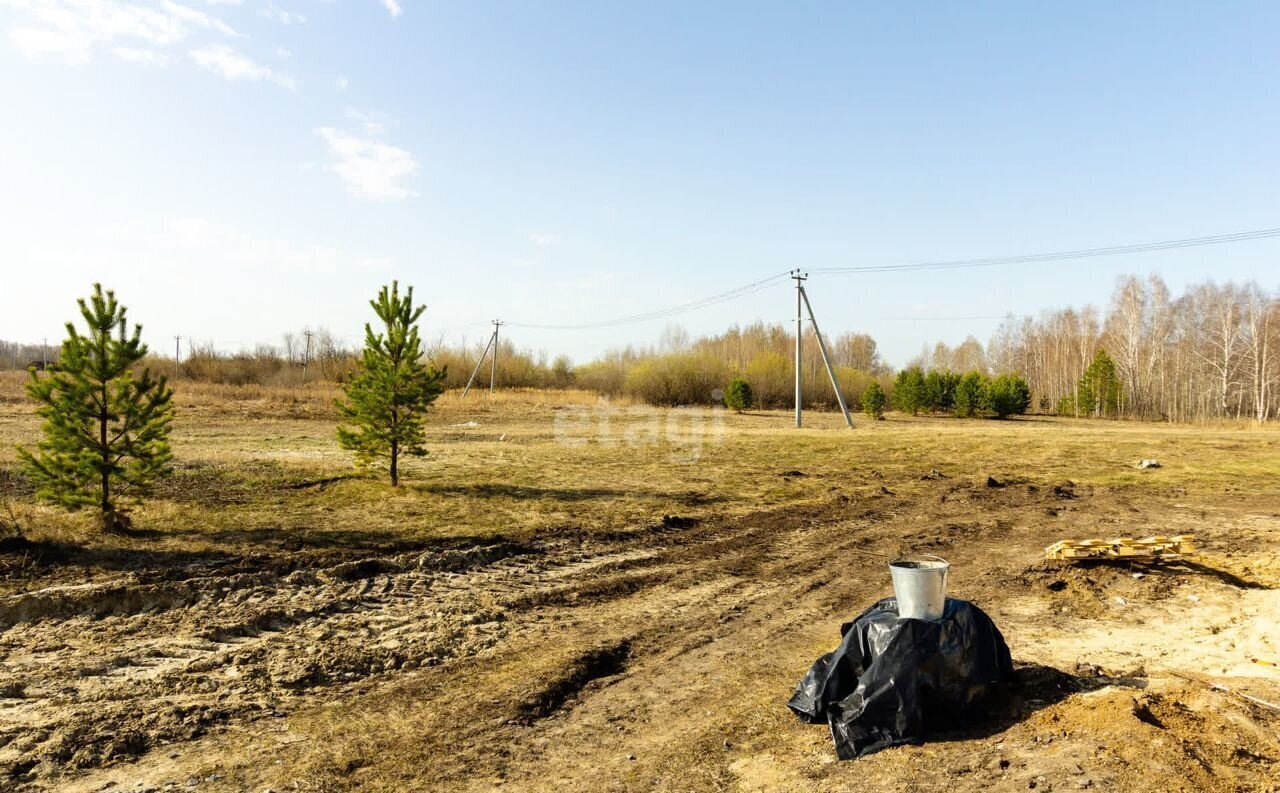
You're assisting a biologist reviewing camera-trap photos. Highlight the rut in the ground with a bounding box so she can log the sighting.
[0,505,813,782]
[0,484,959,785]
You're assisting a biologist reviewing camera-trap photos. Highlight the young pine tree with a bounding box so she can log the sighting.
[336,282,445,486]
[986,373,1032,418]
[723,377,753,412]
[1077,349,1122,418]
[921,370,959,414]
[892,368,925,415]
[861,381,887,420]
[953,371,989,418]
[18,284,174,532]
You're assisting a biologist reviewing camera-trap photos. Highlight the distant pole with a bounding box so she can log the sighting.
[174,335,182,379]
[303,330,314,383]
[800,286,854,429]
[461,330,496,398]
[489,319,502,397]
[792,271,807,428]
[42,337,48,370]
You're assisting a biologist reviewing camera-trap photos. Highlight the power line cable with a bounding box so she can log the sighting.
[504,227,1280,330]
[506,270,793,330]
[862,294,1280,322]
[812,228,1280,275]
[134,227,1280,348]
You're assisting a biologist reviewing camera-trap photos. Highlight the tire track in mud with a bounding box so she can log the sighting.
[1,475,953,789]
[283,488,946,789]
[0,501,840,784]
[41,481,1280,793]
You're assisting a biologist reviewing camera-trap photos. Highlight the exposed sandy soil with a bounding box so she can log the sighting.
[3,469,1278,792]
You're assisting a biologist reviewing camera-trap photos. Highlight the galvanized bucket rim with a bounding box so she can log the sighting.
[888,554,950,571]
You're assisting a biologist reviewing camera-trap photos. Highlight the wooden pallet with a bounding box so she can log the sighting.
[1045,534,1196,561]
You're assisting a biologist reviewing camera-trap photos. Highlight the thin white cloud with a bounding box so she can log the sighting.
[315,127,418,200]
[113,46,168,65]
[161,0,237,37]
[344,107,388,135]
[190,44,295,89]
[529,233,560,246]
[259,3,305,25]
[380,0,402,19]
[275,45,291,58]
[8,25,95,62]
[2,0,237,64]
[334,75,349,91]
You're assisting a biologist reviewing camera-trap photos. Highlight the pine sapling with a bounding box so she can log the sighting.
[17,284,174,532]
[336,282,446,486]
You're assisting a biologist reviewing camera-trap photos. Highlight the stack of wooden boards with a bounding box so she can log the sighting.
[1045,534,1196,561]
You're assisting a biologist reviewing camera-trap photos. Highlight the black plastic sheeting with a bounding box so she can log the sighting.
[788,597,1013,759]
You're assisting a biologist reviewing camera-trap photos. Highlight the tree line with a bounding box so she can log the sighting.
[979,275,1278,422]
[574,322,891,408]
[8,272,1274,421]
[5,320,894,410]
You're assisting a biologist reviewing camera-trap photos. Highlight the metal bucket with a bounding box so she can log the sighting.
[888,555,949,620]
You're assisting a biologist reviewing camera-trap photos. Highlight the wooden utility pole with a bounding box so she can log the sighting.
[792,271,806,428]
[174,336,182,379]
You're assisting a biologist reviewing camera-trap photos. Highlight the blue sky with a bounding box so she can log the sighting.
[1,1,1278,367]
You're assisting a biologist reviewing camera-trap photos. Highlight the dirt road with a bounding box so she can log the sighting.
[3,470,1278,792]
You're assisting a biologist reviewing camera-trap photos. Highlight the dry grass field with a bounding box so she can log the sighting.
[1,372,1279,792]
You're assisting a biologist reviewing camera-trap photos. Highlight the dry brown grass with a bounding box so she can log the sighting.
[1,375,1278,559]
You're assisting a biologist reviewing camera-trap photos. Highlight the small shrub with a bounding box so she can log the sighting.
[724,377,753,412]
[861,381,886,420]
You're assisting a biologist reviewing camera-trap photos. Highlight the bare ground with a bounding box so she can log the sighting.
[3,469,1278,792]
